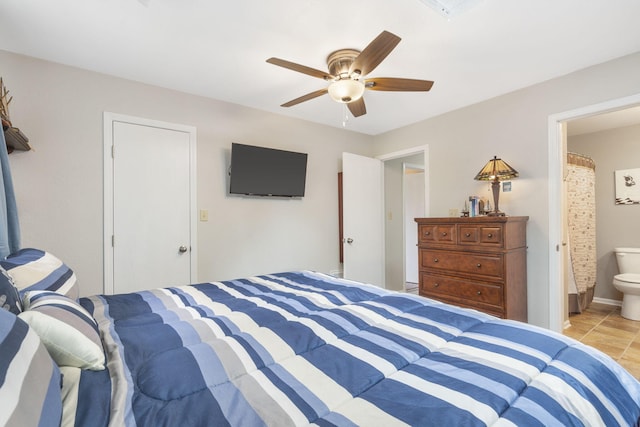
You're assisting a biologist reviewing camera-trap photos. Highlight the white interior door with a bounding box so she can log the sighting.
[104,114,197,294]
[342,152,384,287]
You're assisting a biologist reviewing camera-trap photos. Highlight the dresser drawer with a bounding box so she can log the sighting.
[419,224,456,245]
[458,225,503,246]
[420,249,504,280]
[420,273,503,306]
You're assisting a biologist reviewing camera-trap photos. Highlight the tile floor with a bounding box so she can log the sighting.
[563,302,640,380]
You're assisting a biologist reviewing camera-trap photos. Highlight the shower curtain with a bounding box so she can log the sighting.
[0,129,20,258]
[566,152,596,314]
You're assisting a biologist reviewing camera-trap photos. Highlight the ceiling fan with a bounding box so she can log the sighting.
[266,30,434,118]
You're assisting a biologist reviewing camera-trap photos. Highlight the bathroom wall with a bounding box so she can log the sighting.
[568,123,640,301]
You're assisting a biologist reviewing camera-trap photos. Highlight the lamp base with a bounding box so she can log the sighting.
[488,180,506,217]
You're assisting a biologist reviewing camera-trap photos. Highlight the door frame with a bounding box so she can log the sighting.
[547,93,640,331]
[103,112,198,294]
[377,145,430,289]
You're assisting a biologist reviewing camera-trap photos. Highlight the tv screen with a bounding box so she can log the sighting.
[229,143,308,197]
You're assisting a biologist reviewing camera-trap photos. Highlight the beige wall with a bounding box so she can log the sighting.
[568,124,640,301]
[0,50,373,297]
[3,47,640,328]
[373,52,640,327]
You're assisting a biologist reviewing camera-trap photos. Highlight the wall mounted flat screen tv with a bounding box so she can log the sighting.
[229,143,308,197]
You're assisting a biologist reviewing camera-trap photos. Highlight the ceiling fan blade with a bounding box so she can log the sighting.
[350,31,401,77]
[365,77,434,92]
[281,88,328,107]
[347,98,367,117]
[267,58,333,80]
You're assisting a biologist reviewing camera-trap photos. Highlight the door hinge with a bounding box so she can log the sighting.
[111,145,115,158]
[112,235,115,247]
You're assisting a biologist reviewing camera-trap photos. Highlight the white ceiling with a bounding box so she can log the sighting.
[1,0,640,135]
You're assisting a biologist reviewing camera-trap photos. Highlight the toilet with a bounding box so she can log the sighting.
[613,247,640,320]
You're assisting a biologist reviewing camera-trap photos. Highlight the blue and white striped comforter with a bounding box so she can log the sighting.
[75,271,640,426]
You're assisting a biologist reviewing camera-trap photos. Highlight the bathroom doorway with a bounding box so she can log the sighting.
[548,94,640,332]
[567,107,640,309]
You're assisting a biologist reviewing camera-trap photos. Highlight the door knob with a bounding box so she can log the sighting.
[179,245,188,253]
[345,238,354,244]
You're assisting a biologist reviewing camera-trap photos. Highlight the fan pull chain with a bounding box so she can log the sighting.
[342,104,349,128]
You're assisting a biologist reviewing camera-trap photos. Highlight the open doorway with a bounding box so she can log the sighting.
[340,146,428,289]
[404,163,425,294]
[378,146,429,292]
[548,93,640,332]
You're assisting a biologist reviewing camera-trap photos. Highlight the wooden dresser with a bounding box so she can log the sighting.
[415,216,528,321]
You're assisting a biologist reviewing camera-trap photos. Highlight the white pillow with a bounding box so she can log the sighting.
[19,291,105,370]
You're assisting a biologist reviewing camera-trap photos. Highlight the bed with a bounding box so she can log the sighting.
[2,250,640,426]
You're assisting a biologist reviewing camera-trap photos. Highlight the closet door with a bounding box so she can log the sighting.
[104,113,197,294]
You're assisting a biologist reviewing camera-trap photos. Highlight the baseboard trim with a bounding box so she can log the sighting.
[592,297,622,307]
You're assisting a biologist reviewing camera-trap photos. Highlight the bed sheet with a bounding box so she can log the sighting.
[74,271,640,426]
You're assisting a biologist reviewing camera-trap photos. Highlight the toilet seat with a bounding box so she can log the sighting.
[614,273,640,284]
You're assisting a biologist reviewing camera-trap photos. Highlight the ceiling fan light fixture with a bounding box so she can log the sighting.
[327,79,365,104]
[267,31,433,117]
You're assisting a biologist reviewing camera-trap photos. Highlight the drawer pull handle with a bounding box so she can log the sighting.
[476,263,481,268]
[476,291,482,295]
[424,231,430,236]
[465,233,471,237]
[433,258,439,263]
[441,232,447,236]
[487,233,493,238]
[434,283,440,288]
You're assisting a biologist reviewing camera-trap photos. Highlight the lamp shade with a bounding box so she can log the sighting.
[327,79,365,103]
[474,156,519,181]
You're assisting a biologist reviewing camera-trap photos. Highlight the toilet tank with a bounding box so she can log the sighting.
[615,247,640,274]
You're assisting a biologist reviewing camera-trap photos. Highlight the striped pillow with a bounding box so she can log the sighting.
[1,248,78,300]
[0,308,63,426]
[19,291,104,370]
[0,266,21,314]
